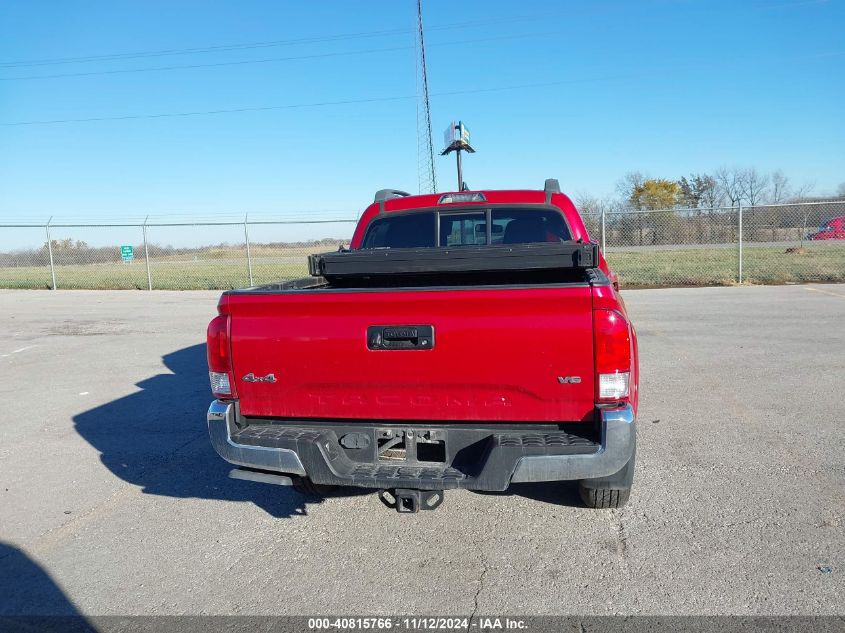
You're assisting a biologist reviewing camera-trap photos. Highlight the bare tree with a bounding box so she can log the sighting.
[714,167,747,207]
[574,194,603,215]
[574,194,605,240]
[770,170,790,203]
[838,182,845,198]
[691,173,722,242]
[696,174,722,210]
[752,169,784,239]
[614,172,649,244]
[792,181,815,202]
[616,172,645,209]
[740,168,770,207]
[795,181,817,246]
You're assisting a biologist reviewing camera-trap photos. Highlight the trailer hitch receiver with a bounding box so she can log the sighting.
[379,488,444,513]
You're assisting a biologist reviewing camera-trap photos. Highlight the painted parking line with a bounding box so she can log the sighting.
[0,345,36,358]
[805,286,845,298]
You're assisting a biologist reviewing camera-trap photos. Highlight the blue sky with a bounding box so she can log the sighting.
[1,0,843,232]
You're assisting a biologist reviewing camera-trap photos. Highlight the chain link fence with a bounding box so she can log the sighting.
[582,200,845,287]
[0,219,357,290]
[1,201,843,290]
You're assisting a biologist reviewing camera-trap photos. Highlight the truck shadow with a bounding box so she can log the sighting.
[0,542,91,623]
[474,482,584,507]
[72,343,364,519]
[509,482,584,507]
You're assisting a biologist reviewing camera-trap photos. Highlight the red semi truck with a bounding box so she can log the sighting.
[206,180,639,512]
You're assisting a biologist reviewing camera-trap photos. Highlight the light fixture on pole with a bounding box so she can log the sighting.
[440,121,475,191]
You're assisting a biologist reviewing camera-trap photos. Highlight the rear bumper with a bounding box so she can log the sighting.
[207,401,306,477]
[207,401,635,491]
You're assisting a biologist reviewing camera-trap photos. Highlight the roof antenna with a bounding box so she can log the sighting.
[440,120,475,192]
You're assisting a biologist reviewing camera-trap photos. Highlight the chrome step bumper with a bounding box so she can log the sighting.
[509,405,635,482]
[207,400,306,476]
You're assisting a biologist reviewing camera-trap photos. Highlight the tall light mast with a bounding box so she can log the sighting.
[414,0,437,194]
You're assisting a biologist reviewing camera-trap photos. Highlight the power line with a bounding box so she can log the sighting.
[0,76,649,127]
[0,45,411,81]
[4,51,843,127]
[2,1,820,70]
[0,14,549,68]
[0,94,416,126]
[0,29,409,68]
[0,32,545,81]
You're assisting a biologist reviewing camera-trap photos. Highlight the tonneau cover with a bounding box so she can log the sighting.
[308,242,598,279]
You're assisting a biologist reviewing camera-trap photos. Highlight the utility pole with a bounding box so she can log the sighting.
[142,215,152,290]
[46,217,56,290]
[737,203,743,284]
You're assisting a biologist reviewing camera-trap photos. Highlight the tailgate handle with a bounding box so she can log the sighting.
[368,325,434,350]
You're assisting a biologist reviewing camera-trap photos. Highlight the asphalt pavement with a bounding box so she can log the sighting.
[0,285,842,616]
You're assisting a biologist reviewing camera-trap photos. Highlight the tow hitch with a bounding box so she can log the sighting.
[379,488,444,513]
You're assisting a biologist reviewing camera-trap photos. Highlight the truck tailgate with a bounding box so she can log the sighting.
[227,286,595,422]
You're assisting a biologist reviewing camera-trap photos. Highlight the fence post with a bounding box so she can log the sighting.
[46,218,57,290]
[600,207,606,253]
[142,216,152,290]
[737,203,743,284]
[244,214,254,286]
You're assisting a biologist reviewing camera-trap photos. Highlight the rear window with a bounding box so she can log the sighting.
[361,208,571,249]
[361,212,435,249]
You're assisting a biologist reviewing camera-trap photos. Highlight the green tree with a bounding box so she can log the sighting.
[630,179,681,210]
[678,174,719,241]
[630,179,682,245]
[678,174,718,208]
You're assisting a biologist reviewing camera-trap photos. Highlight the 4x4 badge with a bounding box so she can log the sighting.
[243,373,277,383]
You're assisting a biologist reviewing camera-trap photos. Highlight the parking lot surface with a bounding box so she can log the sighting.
[0,285,843,616]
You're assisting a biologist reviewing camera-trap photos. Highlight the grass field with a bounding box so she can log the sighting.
[611,242,845,287]
[0,256,310,290]
[1,243,843,290]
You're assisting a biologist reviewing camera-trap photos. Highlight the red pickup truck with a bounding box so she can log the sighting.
[206,180,638,512]
[808,216,845,240]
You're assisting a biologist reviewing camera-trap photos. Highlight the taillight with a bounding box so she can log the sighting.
[594,309,631,402]
[207,314,236,399]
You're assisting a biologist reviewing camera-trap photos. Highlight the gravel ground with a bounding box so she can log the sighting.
[0,285,842,617]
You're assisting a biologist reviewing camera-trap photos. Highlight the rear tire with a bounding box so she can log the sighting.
[578,484,631,509]
[578,440,635,509]
[291,476,337,497]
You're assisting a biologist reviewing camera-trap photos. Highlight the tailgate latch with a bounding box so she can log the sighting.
[367,325,434,350]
